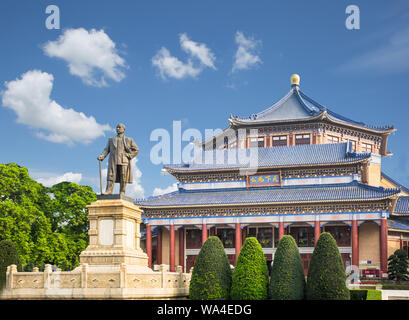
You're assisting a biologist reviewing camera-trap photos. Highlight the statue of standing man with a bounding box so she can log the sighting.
[97,123,139,195]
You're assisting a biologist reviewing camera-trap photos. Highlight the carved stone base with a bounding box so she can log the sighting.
[79,197,150,270]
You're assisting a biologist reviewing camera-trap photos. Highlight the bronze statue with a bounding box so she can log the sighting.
[97,123,139,195]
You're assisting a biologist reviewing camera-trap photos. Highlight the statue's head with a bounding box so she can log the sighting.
[116,123,126,134]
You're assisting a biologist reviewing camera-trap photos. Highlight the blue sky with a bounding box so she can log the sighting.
[0,0,408,198]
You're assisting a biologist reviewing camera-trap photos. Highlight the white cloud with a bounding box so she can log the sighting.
[232,31,262,72]
[179,33,216,69]
[152,34,216,79]
[100,158,145,199]
[35,172,82,187]
[152,47,201,79]
[152,183,178,197]
[43,28,127,87]
[1,70,112,145]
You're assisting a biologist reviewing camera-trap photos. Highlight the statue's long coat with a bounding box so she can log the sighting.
[99,136,139,183]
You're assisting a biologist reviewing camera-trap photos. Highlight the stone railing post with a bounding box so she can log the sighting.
[81,263,88,288]
[120,263,127,288]
[176,265,183,289]
[44,264,52,289]
[10,265,18,289]
[159,264,167,288]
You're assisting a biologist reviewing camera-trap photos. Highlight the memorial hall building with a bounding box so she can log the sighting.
[137,74,409,276]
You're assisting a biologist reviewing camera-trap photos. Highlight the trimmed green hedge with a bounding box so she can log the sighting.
[350,289,382,300]
[189,236,232,300]
[269,235,305,300]
[382,283,409,290]
[350,289,367,300]
[306,232,350,300]
[0,240,22,291]
[230,237,269,300]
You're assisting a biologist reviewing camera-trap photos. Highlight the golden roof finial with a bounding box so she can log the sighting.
[291,74,300,87]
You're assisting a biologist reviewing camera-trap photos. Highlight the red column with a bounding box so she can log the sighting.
[170,224,175,272]
[235,223,242,264]
[380,218,388,273]
[314,220,321,245]
[352,219,359,268]
[157,227,162,265]
[146,225,152,269]
[278,221,285,241]
[202,223,208,245]
[179,227,184,272]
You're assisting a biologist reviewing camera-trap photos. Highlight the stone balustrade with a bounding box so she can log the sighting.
[2,263,191,299]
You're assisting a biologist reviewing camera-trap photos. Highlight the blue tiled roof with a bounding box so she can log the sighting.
[381,172,409,194]
[388,218,409,231]
[394,196,409,215]
[137,181,399,208]
[230,88,393,132]
[165,142,370,172]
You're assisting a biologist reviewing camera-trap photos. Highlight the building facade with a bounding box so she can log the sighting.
[137,75,409,276]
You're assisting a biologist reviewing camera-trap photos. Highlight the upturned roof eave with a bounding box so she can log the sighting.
[230,111,394,135]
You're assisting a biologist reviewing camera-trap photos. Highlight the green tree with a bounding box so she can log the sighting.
[43,182,96,270]
[230,237,269,300]
[388,249,409,283]
[189,236,232,300]
[0,163,96,271]
[0,163,52,268]
[269,235,305,300]
[0,240,22,291]
[306,232,350,300]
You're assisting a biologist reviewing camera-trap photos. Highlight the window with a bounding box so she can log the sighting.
[247,227,273,248]
[249,136,265,148]
[324,226,351,247]
[289,226,315,247]
[186,229,202,249]
[295,134,310,145]
[327,135,340,143]
[272,135,287,146]
[361,142,372,153]
[216,228,235,248]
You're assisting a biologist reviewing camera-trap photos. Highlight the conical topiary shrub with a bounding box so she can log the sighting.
[388,249,409,282]
[189,236,232,300]
[306,232,350,300]
[0,240,22,291]
[231,237,269,300]
[269,235,305,300]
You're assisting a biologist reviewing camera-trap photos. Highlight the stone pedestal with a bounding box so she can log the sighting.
[79,194,150,271]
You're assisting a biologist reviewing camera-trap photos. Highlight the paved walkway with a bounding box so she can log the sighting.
[381,290,409,300]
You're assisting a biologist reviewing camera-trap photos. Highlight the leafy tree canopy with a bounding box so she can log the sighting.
[0,163,96,271]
